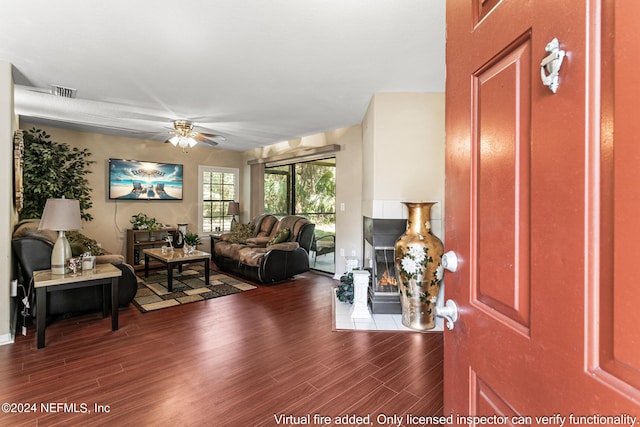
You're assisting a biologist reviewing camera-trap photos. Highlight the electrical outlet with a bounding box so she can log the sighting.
[10,280,17,297]
[351,250,356,257]
[340,248,345,257]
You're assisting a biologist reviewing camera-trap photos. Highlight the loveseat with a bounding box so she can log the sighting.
[212,214,315,284]
[12,220,138,318]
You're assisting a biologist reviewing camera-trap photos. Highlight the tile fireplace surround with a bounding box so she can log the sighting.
[332,290,444,332]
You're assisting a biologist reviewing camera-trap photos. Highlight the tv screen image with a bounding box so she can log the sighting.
[109,159,183,200]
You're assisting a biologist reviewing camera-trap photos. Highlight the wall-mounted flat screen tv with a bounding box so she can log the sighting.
[108,159,183,200]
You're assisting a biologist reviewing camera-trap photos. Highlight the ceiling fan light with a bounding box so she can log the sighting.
[169,136,180,146]
[188,138,198,148]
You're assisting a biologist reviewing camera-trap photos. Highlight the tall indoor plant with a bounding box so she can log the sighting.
[20,128,95,221]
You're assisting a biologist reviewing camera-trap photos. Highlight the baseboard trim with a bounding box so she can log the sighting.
[0,332,14,346]
[1,299,20,346]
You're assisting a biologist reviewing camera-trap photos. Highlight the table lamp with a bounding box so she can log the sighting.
[227,202,240,230]
[38,198,82,275]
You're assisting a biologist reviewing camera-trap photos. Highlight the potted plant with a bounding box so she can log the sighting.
[183,232,202,254]
[336,272,354,304]
[21,128,95,221]
[130,212,160,230]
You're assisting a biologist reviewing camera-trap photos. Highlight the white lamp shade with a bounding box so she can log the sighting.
[38,198,82,231]
[169,136,197,148]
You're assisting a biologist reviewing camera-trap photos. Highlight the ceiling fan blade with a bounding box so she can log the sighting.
[195,135,219,147]
[198,132,226,141]
[198,132,220,138]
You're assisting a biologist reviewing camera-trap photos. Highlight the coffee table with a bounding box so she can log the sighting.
[33,263,122,349]
[143,247,211,291]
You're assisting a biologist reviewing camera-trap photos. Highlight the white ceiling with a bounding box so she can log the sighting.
[1,0,445,152]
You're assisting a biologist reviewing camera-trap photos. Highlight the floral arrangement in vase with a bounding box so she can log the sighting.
[183,232,202,254]
[183,232,202,246]
[130,212,160,230]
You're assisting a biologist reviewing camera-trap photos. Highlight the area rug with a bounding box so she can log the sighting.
[133,265,257,313]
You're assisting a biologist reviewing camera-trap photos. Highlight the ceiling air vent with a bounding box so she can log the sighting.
[50,85,76,98]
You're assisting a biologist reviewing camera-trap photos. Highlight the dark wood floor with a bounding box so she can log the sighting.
[0,267,443,426]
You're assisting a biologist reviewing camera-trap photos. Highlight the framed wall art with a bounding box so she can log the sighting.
[13,129,24,212]
[108,159,183,200]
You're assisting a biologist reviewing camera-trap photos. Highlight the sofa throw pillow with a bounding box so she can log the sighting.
[268,228,290,247]
[228,223,255,243]
[67,231,106,256]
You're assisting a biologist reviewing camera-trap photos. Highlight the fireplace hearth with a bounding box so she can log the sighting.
[363,217,407,314]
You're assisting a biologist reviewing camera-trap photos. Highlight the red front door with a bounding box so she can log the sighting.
[445,0,640,421]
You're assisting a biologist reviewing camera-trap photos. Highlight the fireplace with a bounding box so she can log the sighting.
[363,217,407,314]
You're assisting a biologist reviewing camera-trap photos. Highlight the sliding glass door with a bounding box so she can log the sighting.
[264,158,336,274]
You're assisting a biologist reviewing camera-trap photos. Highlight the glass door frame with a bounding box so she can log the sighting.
[264,158,336,274]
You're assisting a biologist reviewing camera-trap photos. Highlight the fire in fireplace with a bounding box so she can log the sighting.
[363,217,407,314]
[378,268,397,288]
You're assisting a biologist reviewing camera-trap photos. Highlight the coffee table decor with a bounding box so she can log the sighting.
[133,265,256,313]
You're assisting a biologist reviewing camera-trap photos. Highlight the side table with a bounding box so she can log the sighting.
[33,263,122,349]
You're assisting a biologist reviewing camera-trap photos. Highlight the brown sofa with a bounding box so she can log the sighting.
[212,214,315,284]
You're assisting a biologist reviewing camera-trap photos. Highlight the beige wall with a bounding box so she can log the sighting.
[1,61,17,344]
[244,125,363,275]
[19,124,245,255]
[362,92,445,239]
[362,95,376,212]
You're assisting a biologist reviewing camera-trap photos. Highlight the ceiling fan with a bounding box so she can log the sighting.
[165,119,226,151]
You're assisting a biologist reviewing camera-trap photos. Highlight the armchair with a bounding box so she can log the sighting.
[310,234,335,267]
[12,220,137,318]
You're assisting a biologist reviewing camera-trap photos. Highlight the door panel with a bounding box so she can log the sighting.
[445,0,640,418]
[473,0,501,24]
[474,36,532,334]
[473,371,520,420]
[595,0,640,392]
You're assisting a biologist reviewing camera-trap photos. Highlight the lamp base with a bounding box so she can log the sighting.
[51,231,72,275]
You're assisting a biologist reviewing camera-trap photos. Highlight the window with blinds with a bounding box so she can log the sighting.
[199,166,239,233]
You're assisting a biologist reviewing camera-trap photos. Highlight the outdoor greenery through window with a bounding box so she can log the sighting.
[199,166,239,233]
[264,166,290,215]
[264,158,336,273]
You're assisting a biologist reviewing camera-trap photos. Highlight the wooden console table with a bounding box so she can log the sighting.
[126,228,176,271]
[33,263,122,349]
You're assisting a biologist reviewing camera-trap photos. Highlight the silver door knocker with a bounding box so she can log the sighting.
[540,38,565,94]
